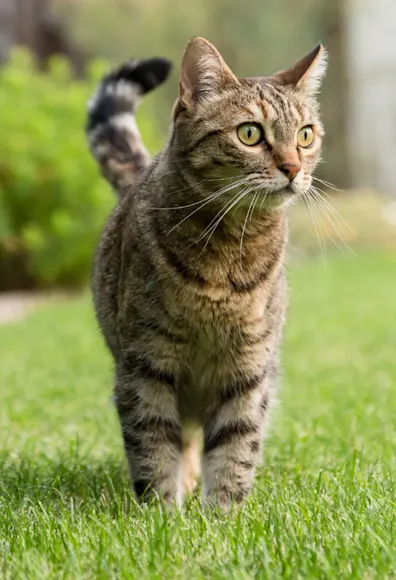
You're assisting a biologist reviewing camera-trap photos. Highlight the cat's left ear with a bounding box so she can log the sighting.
[273,45,327,96]
[178,37,239,111]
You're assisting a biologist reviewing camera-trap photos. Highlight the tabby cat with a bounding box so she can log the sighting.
[86,37,327,510]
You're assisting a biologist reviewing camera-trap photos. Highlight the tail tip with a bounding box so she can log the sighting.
[115,57,172,94]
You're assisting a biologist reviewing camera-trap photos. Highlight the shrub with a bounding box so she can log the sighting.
[0,50,164,290]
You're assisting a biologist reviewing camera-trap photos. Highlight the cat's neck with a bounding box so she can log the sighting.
[148,160,288,292]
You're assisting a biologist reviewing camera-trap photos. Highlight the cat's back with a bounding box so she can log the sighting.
[92,192,133,358]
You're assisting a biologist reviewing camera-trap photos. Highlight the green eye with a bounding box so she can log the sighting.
[297,126,314,148]
[237,123,263,146]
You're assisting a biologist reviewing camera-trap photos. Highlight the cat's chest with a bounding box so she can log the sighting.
[187,304,265,383]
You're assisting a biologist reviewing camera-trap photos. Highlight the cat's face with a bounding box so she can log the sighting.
[172,38,326,210]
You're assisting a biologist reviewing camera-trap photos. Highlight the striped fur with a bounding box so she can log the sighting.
[88,38,326,509]
[87,57,172,195]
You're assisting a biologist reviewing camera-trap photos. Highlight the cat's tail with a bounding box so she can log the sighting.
[86,58,172,197]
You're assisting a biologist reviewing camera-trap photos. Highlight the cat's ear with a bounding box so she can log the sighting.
[179,37,239,109]
[273,45,327,96]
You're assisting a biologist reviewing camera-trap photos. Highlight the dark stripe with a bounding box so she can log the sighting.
[141,319,186,343]
[123,354,176,389]
[162,246,207,287]
[241,328,272,346]
[229,249,282,293]
[132,416,182,450]
[219,484,249,503]
[100,125,137,159]
[116,389,140,416]
[266,84,289,117]
[260,392,270,415]
[239,460,255,470]
[87,95,120,131]
[114,58,172,94]
[204,420,258,454]
[260,90,282,118]
[219,370,267,404]
[250,440,260,454]
[88,58,171,133]
[153,218,207,287]
[133,478,152,499]
[229,269,271,293]
[122,429,143,453]
[185,130,220,154]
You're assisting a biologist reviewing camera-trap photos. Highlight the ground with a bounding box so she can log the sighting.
[1,251,395,579]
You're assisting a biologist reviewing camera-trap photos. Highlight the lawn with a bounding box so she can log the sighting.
[1,251,395,579]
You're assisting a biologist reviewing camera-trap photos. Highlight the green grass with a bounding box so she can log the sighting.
[1,252,395,579]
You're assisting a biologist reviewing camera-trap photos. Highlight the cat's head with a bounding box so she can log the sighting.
[171,37,327,209]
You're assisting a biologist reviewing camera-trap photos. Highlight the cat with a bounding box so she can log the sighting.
[86,37,326,510]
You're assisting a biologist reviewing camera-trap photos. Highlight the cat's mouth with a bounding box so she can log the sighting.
[272,184,297,196]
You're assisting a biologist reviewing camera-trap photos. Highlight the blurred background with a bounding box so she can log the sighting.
[0,0,395,307]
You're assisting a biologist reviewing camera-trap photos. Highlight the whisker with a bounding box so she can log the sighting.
[153,176,248,211]
[194,188,246,244]
[259,188,270,214]
[311,185,355,235]
[196,186,255,249]
[312,176,343,193]
[196,189,253,255]
[167,179,249,233]
[239,192,257,266]
[309,189,356,256]
[310,195,348,255]
[249,191,260,222]
[303,191,327,265]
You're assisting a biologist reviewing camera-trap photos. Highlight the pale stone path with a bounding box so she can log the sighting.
[0,292,70,324]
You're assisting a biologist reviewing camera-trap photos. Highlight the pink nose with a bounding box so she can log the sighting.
[279,163,301,181]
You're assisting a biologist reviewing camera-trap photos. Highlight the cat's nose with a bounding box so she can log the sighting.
[278,163,301,181]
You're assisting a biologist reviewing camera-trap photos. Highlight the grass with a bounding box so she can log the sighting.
[1,251,395,579]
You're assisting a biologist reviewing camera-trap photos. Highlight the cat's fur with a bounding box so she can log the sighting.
[86,38,326,509]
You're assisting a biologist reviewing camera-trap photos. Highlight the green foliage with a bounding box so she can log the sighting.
[0,252,395,577]
[0,50,162,289]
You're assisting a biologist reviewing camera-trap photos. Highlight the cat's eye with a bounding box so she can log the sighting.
[297,126,314,148]
[237,123,263,146]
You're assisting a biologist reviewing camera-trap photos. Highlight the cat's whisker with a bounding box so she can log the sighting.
[195,186,255,251]
[310,185,355,235]
[312,176,343,193]
[199,190,252,256]
[309,186,352,236]
[194,189,247,245]
[239,190,258,267]
[308,188,356,255]
[259,188,270,214]
[302,191,327,265]
[249,191,260,222]
[152,176,248,211]
[167,179,250,233]
[309,194,349,256]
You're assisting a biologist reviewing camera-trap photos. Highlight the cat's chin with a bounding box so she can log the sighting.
[259,188,298,211]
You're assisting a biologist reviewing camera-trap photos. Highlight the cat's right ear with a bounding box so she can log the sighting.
[177,37,239,112]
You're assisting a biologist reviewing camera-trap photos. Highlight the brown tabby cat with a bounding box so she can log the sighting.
[86,37,327,510]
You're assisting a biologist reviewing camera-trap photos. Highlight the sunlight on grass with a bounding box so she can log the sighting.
[1,252,395,578]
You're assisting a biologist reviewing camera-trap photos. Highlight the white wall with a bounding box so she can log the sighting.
[345,0,396,194]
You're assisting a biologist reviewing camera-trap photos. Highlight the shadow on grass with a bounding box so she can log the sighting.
[0,451,135,514]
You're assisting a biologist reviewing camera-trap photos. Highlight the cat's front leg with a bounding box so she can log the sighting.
[115,355,182,506]
[202,373,270,511]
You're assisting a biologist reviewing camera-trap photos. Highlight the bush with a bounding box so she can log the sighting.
[0,50,164,290]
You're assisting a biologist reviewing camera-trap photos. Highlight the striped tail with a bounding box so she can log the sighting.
[86,58,172,197]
